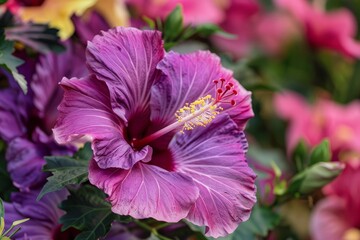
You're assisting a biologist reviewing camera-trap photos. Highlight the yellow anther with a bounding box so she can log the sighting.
[175,95,222,133]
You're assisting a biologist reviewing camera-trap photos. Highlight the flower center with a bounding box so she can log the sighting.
[51,225,80,240]
[132,78,237,149]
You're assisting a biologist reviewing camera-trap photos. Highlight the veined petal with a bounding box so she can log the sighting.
[171,115,256,238]
[31,41,87,132]
[88,159,199,222]
[87,27,164,123]
[54,76,150,169]
[54,76,121,142]
[151,51,253,130]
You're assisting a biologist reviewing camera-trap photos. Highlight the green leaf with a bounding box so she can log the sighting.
[291,140,308,172]
[0,0,7,5]
[59,185,117,240]
[38,156,89,200]
[163,5,183,42]
[0,33,26,92]
[309,139,331,166]
[0,217,4,236]
[287,162,344,195]
[142,16,156,29]
[73,142,93,162]
[194,24,235,39]
[0,197,3,219]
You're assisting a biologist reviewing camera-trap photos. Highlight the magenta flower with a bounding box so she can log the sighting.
[311,160,360,240]
[0,42,87,191]
[274,91,360,160]
[54,27,256,237]
[212,0,261,59]
[276,0,360,58]
[126,0,224,25]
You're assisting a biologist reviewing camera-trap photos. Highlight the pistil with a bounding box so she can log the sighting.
[131,78,238,149]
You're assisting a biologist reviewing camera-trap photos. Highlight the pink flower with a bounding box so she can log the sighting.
[212,0,261,59]
[311,160,360,240]
[274,91,360,160]
[126,0,224,25]
[276,0,360,58]
[255,12,299,56]
[54,27,256,237]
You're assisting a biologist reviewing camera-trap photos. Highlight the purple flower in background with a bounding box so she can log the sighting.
[4,189,142,240]
[54,27,256,237]
[72,11,110,44]
[3,189,77,240]
[0,42,87,191]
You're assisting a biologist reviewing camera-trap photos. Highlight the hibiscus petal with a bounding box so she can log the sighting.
[87,27,164,122]
[6,138,48,191]
[54,76,151,169]
[4,190,68,239]
[31,41,87,131]
[151,51,253,130]
[0,89,28,142]
[88,159,199,222]
[170,115,256,238]
[310,197,349,240]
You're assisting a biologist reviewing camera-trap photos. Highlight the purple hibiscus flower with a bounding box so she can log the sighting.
[3,189,136,240]
[0,41,87,191]
[3,190,76,240]
[54,27,256,238]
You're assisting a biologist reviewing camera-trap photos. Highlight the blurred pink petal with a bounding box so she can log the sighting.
[212,0,261,59]
[276,0,360,58]
[274,91,360,159]
[126,0,223,25]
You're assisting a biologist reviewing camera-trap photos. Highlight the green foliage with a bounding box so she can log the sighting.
[149,5,231,51]
[59,185,121,240]
[163,5,183,43]
[286,161,343,196]
[278,140,342,197]
[73,142,93,162]
[38,144,92,200]
[292,140,308,172]
[309,140,331,166]
[0,198,3,220]
[0,32,26,93]
[37,156,89,200]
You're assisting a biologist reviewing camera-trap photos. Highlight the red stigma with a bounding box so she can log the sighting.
[213,78,238,106]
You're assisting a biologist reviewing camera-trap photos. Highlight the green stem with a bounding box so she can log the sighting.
[133,220,172,240]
